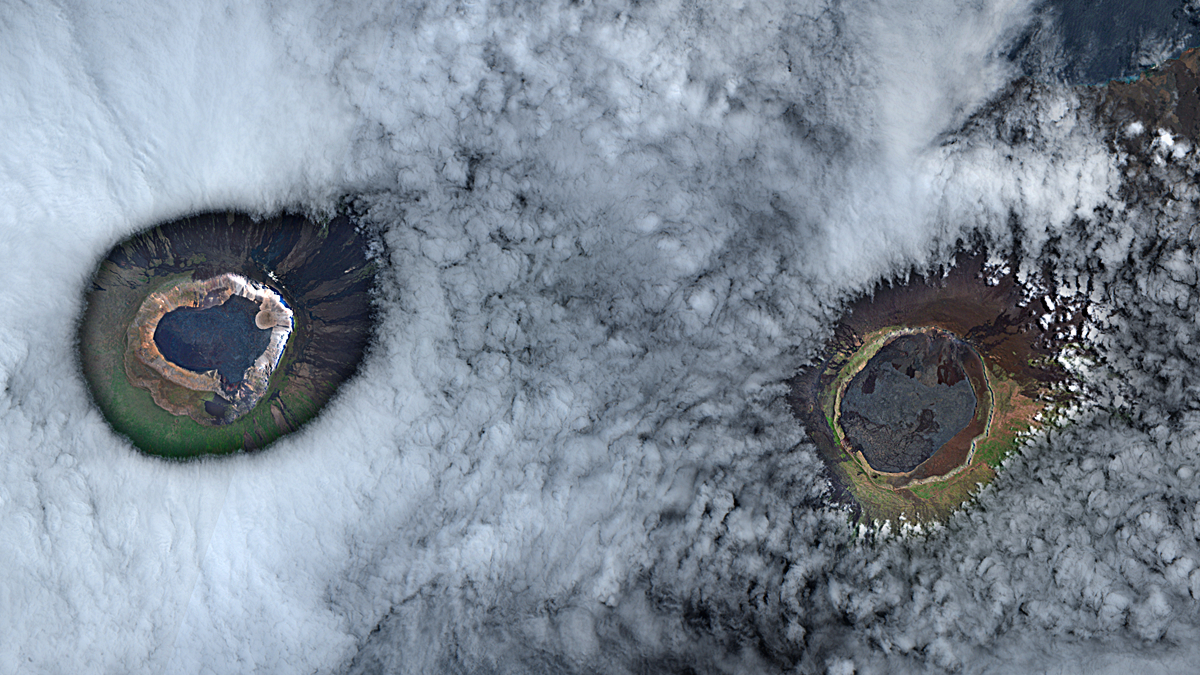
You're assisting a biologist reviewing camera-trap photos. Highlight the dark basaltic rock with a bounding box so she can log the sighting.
[840,333,977,473]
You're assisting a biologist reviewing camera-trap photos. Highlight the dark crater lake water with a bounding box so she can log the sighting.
[841,333,977,473]
[154,295,271,384]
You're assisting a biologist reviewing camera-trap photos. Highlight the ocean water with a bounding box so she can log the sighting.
[1049,0,1200,83]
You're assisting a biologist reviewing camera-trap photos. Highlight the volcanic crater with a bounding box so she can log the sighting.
[789,253,1082,524]
[79,211,377,458]
[839,331,986,475]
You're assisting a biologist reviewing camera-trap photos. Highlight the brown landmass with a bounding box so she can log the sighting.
[789,252,1079,521]
[785,42,1200,522]
[1095,48,1200,147]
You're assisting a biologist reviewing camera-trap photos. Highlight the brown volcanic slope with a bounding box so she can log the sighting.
[838,255,1073,385]
[1096,48,1200,146]
[785,47,1200,521]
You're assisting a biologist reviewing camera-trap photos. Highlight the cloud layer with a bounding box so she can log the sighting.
[3,0,1199,673]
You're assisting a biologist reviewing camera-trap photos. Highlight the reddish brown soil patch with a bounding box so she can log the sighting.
[900,343,989,484]
[838,255,1069,386]
[1096,48,1200,146]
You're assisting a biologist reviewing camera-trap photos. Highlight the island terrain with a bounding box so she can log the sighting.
[79,211,377,458]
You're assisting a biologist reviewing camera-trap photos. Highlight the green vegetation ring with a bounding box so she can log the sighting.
[79,211,378,459]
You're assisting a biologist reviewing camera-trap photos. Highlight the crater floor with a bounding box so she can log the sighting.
[840,333,978,473]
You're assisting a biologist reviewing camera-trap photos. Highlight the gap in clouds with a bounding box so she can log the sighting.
[309,1,1119,673]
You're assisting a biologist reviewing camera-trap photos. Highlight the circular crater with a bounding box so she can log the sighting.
[128,272,295,426]
[79,211,378,458]
[839,331,984,474]
[154,291,275,383]
[789,253,1085,524]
